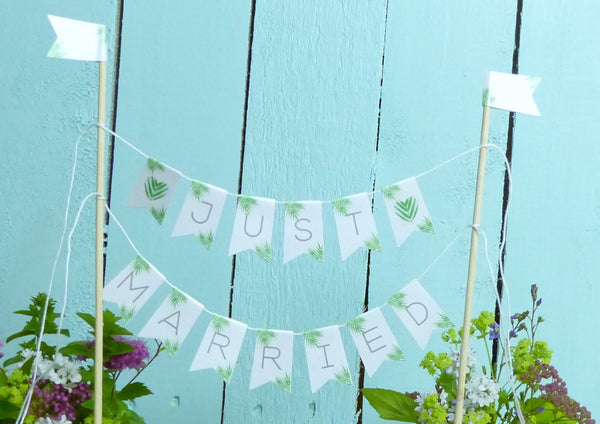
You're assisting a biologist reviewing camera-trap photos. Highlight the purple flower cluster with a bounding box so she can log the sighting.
[104,336,150,371]
[0,339,4,359]
[30,379,92,421]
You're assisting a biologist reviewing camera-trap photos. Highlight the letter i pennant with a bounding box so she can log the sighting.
[229,196,276,261]
[190,315,248,384]
[303,326,352,393]
[249,330,294,392]
[127,158,181,224]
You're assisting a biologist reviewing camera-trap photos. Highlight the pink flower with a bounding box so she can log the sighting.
[103,337,150,371]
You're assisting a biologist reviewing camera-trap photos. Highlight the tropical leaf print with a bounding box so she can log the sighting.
[147,158,165,173]
[364,234,382,252]
[145,176,169,201]
[332,198,351,216]
[381,184,401,200]
[308,244,325,262]
[347,316,366,335]
[190,181,209,200]
[418,217,435,234]
[168,288,187,307]
[394,197,418,222]
[257,329,275,347]
[285,202,304,219]
[237,195,257,214]
[163,339,181,357]
[198,230,214,249]
[436,313,454,329]
[275,374,291,392]
[217,364,234,383]
[255,242,271,262]
[150,206,167,224]
[387,345,406,362]
[211,315,230,333]
[388,292,407,311]
[133,255,150,275]
[334,367,352,385]
[303,330,323,348]
[120,305,136,323]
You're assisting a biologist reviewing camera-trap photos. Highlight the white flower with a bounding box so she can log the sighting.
[34,416,72,424]
[445,348,478,377]
[465,374,500,408]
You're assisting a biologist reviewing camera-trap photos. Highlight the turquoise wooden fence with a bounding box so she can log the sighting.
[1,1,598,422]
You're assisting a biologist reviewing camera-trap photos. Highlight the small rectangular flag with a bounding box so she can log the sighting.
[229,196,276,261]
[283,201,324,263]
[484,71,541,116]
[103,256,164,320]
[190,315,248,384]
[303,326,352,393]
[48,15,107,62]
[249,329,294,392]
[333,193,381,260]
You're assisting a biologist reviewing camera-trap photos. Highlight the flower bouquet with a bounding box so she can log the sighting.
[0,293,162,424]
[362,285,594,424]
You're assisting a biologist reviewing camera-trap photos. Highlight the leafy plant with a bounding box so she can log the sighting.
[381,184,401,200]
[190,180,209,200]
[302,330,323,348]
[334,367,352,385]
[198,230,214,249]
[394,197,418,222]
[237,195,257,214]
[308,244,325,262]
[285,202,304,220]
[364,234,382,252]
[255,242,271,262]
[332,198,351,216]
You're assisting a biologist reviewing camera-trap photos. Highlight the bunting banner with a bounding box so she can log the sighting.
[228,196,276,261]
[303,326,351,393]
[47,15,107,62]
[333,194,380,260]
[249,330,294,392]
[283,201,324,263]
[190,315,248,384]
[483,71,541,116]
[127,158,181,224]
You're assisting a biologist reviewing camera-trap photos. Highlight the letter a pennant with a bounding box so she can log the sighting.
[103,256,164,320]
[303,326,352,393]
[190,315,248,384]
[348,308,404,377]
[283,201,324,263]
[249,330,294,392]
[229,196,276,261]
[333,194,380,260]
[138,289,204,355]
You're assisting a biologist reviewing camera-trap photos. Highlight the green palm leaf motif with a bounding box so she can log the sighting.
[387,345,406,361]
[217,364,234,383]
[145,176,169,201]
[191,181,210,200]
[364,234,382,252]
[147,158,165,173]
[418,217,436,234]
[482,88,495,106]
[257,329,275,347]
[388,292,407,311]
[211,315,230,333]
[255,242,271,262]
[238,195,257,214]
[120,305,136,323]
[347,316,366,335]
[381,184,401,200]
[436,313,454,329]
[303,330,323,348]
[133,255,150,275]
[394,197,418,222]
[332,198,351,216]
[285,202,304,219]
[275,374,291,393]
[334,367,352,385]
[168,288,187,307]
[198,230,214,249]
[163,339,181,357]
[308,244,325,262]
[150,206,167,224]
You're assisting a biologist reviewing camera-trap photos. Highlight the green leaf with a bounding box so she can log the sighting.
[119,305,136,323]
[163,339,181,356]
[394,197,418,222]
[257,329,275,347]
[237,195,257,214]
[347,316,366,335]
[0,399,21,420]
[217,364,234,383]
[418,217,435,234]
[144,176,169,201]
[332,198,351,215]
[211,315,230,333]
[60,340,94,358]
[118,382,153,401]
[255,242,271,262]
[387,345,406,361]
[308,244,325,262]
[381,184,401,200]
[147,158,165,173]
[168,288,187,307]
[388,293,407,311]
[190,180,209,200]
[437,372,457,397]
[198,230,214,249]
[275,373,291,392]
[334,367,352,385]
[150,206,167,224]
[302,330,323,348]
[133,255,150,275]
[436,313,454,329]
[362,388,419,422]
[285,202,304,219]
[364,234,382,252]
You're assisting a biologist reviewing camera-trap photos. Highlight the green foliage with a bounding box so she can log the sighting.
[275,374,291,393]
[168,288,187,307]
[257,329,275,347]
[308,244,325,262]
[364,234,382,252]
[150,206,167,224]
[362,388,419,422]
[198,230,214,249]
[388,292,407,311]
[117,382,153,401]
[387,345,406,362]
[163,339,180,357]
[334,367,352,385]
[346,316,366,335]
[394,197,418,222]
[132,255,150,275]
[436,314,454,329]
[302,330,322,348]
[381,184,401,200]
[237,195,257,214]
[217,364,233,384]
[255,242,271,262]
[190,180,209,200]
[418,217,435,234]
[332,198,351,215]
[285,202,304,219]
[211,315,230,333]
[119,305,136,323]
[144,176,168,201]
[146,158,165,173]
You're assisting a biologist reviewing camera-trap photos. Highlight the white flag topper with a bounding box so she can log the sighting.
[47,15,107,62]
[484,71,541,116]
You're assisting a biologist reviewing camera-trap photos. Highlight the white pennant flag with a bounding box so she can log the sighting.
[171,181,228,249]
[348,308,404,377]
[138,289,204,355]
[190,315,248,384]
[249,330,294,392]
[333,194,380,260]
[303,326,352,393]
[389,280,452,350]
[103,256,164,320]
[47,15,107,62]
[127,158,181,225]
[229,196,276,261]
[484,71,541,116]
[382,178,434,247]
[283,201,324,263]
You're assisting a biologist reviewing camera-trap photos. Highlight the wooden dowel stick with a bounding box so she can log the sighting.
[94,60,107,424]
[453,105,491,424]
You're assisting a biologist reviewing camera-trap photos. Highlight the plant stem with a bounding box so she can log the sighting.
[124,340,162,387]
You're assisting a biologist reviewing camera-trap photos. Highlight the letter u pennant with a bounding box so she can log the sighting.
[229,196,276,261]
[303,326,352,392]
[249,330,294,392]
